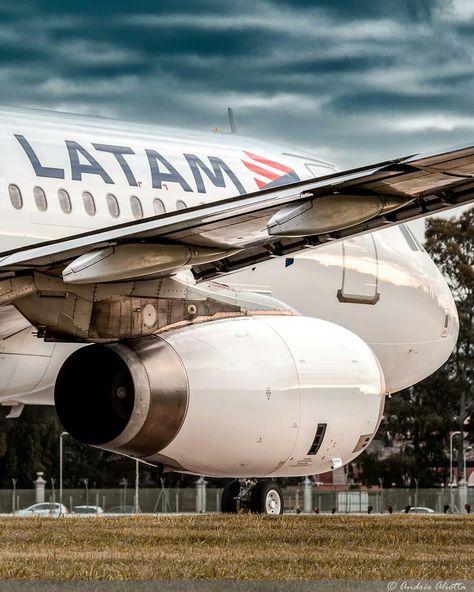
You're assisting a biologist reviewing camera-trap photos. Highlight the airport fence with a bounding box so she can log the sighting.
[1,485,473,514]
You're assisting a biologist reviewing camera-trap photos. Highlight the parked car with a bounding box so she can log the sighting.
[73,505,104,515]
[408,506,436,514]
[16,502,69,516]
[107,505,136,514]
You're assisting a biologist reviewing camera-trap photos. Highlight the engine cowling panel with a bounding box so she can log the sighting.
[55,316,385,477]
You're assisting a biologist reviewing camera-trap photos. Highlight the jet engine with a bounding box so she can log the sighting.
[55,315,385,477]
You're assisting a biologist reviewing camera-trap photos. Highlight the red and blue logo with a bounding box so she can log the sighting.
[242,151,300,190]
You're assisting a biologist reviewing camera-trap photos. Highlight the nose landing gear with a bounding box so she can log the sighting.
[221,479,284,514]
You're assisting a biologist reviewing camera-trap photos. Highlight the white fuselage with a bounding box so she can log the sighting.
[0,107,458,408]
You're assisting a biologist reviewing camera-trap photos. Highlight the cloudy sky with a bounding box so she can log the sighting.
[0,0,474,171]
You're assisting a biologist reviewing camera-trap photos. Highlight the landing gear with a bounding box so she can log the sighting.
[220,479,284,515]
[221,480,240,513]
[250,481,283,515]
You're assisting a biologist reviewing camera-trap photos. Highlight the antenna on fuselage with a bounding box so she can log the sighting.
[228,107,238,134]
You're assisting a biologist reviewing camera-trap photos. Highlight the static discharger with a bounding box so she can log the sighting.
[267,193,413,237]
[62,243,237,284]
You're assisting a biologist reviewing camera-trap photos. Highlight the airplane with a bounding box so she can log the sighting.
[0,105,472,514]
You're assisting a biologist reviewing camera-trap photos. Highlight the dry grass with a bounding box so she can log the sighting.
[0,514,472,580]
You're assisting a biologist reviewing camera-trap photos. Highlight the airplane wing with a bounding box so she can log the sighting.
[1,144,474,282]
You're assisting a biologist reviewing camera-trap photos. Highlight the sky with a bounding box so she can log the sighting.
[0,0,473,173]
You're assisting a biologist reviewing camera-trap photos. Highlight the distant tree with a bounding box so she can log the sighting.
[0,406,61,487]
[375,369,459,487]
[0,406,195,489]
[425,208,474,480]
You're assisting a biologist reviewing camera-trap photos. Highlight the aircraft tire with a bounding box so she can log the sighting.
[221,479,240,513]
[249,480,284,515]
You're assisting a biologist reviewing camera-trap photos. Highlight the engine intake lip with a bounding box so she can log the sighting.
[54,337,189,457]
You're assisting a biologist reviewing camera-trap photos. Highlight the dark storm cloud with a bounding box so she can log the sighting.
[0,0,473,166]
[269,0,443,21]
[330,91,469,115]
[53,24,279,58]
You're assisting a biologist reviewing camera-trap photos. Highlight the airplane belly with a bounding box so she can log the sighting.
[0,325,81,403]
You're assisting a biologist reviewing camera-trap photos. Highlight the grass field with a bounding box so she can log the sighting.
[0,514,472,580]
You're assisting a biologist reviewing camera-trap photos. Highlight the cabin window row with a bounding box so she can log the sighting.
[8,184,186,219]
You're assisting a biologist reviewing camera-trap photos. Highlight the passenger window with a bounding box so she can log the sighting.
[82,191,96,216]
[176,200,187,210]
[58,189,72,214]
[130,196,143,219]
[33,186,47,212]
[153,198,165,215]
[8,184,23,210]
[106,194,120,218]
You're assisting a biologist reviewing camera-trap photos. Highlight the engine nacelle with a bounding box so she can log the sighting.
[55,316,385,477]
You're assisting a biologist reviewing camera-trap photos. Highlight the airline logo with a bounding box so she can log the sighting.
[14,135,299,196]
[241,151,300,189]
